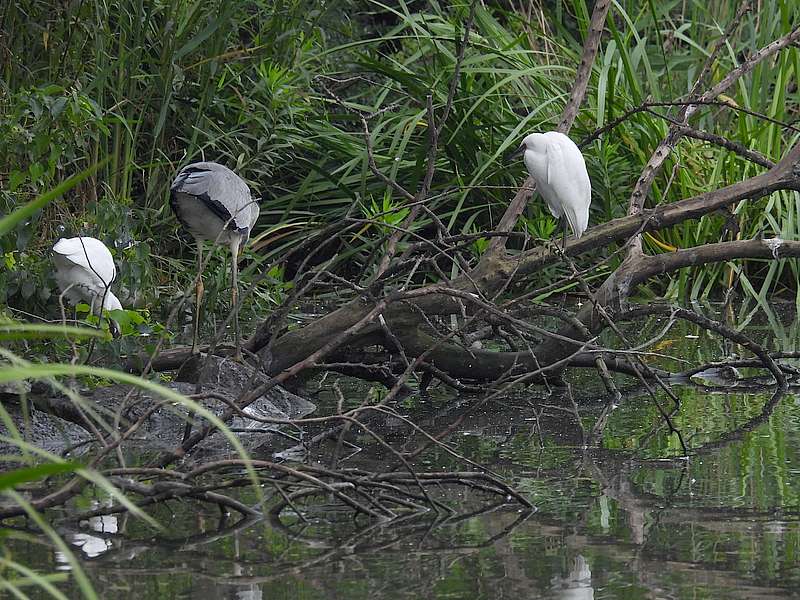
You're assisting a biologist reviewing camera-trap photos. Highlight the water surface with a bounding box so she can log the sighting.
[7,303,800,599]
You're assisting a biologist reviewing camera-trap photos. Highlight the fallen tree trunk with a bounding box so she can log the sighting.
[243,145,800,383]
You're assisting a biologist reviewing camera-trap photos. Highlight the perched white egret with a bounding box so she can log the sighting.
[170,161,260,360]
[52,236,123,336]
[509,131,591,246]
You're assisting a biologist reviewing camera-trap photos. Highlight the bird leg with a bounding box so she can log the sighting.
[184,241,207,443]
[547,217,567,255]
[192,239,204,355]
[231,239,243,362]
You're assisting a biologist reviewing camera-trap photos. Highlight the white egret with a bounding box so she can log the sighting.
[509,131,591,246]
[52,236,123,336]
[170,161,260,360]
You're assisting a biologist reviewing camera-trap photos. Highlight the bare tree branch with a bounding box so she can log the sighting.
[484,0,612,255]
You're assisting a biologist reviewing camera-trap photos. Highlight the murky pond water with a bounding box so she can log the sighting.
[6,303,800,598]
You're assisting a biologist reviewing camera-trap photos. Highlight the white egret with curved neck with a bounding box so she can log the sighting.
[52,236,123,336]
[509,131,591,246]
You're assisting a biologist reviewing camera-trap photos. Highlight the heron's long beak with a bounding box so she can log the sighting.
[505,143,525,162]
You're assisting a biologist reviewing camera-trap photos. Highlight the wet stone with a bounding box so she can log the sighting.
[0,355,316,460]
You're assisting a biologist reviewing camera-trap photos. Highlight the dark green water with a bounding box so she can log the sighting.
[7,303,800,599]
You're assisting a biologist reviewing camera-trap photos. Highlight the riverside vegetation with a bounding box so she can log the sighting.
[1,1,800,598]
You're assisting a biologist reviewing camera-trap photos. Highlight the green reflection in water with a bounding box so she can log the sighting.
[6,304,800,599]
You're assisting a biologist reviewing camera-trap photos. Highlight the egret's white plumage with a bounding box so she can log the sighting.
[517,131,591,240]
[52,236,123,316]
[170,161,259,359]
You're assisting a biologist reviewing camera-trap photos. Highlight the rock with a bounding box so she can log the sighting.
[0,380,31,397]
[0,355,316,460]
[689,365,743,387]
[175,353,315,419]
[0,404,89,457]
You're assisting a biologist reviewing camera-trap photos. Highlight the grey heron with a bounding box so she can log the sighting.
[509,131,591,246]
[170,161,260,360]
[52,236,123,336]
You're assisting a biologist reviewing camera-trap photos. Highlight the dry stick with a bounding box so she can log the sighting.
[581,99,800,147]
[375,0,480,278]
[675,126,775,169]
[617,305,787,390]
[315,360,407,390]
[83,476,276,520]
[581,105,783,169]
[314,76,416,204]
[0,395,182,519]
[196,459,384,518]
[63,475,257,520]
[503,321,552,393]
[627,1,752,209]
[485,0,611,255]
[272,479,311,524]
[378,314,413,375]
[252,149,800,383]
[184,457,523,521]
[372,95,436,280]
[419,205,482,290]
[627,14,800,225]
[676,351,800,379]
[329,381,355,470]
[415,361,484,393]
[505,242,625,304]
[554,246,689,451]
[151,298,393,467]
[592,103,779,170]
[279,295,531,482]
[193,491,258,517]
[624,4,753,258]
[408,285,596,348]
[267,471,512,522]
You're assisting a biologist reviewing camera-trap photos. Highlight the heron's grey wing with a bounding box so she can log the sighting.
[171,165,236,227]
[246,198,260,233]
[171,164,254,232]
[222,171,256,232]
[52,237,116,285]
[545,140,591,238]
